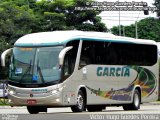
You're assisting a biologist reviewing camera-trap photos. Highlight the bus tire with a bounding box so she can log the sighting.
[27,106,39,114]
[87,105,105,112]
[71,90,86,112]
[123,89,140,110]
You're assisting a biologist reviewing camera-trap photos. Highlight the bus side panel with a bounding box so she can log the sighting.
[69,64,159,105]
[72,65,135,105]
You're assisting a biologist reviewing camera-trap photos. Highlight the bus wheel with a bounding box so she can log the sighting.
[123,89,140,110]
[87,105,105,112]
[27,106,39,114]
[71,90,86,112]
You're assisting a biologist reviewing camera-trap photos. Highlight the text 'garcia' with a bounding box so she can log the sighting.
[97,67,130,77]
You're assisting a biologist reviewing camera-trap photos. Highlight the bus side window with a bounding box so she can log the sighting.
[79,41,92,69]
[105,44,118,65]
[62,40,79,80]
[63,53,70,76]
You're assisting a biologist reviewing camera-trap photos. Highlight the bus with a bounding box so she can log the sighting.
[1,31,159,114]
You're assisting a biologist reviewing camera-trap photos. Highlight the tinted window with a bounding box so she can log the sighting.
[79,40,157,67]
[62,40,80,79]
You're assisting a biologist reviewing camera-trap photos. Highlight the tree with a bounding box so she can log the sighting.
[138,18,160,40]
[111,17,160,42]
[34,0,108,32]
[0,0,36,44]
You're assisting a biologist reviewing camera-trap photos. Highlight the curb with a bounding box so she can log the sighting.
[0,106,26,109]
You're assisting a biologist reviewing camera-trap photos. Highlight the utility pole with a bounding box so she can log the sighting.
[123,26,125,36]
[135,21,138,39]
[118,0,121,36]
[135,11,141,39]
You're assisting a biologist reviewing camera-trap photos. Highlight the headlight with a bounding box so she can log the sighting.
[8,90,16,95]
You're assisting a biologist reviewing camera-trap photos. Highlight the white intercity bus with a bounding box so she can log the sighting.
[1,31,159,114]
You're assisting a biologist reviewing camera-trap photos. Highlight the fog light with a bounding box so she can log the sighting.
[56,98,60,102]
[8,99,12,103]
[9,90,15,95]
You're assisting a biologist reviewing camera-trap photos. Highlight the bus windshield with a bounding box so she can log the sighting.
[9,46,63,86]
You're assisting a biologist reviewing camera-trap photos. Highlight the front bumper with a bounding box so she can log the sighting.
[8,92,63,106]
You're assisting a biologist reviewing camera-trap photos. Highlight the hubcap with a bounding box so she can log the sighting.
[134,93,139,107]
[77,94,83,109]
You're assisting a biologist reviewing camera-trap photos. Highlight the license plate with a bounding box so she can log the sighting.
[27,99,37,105]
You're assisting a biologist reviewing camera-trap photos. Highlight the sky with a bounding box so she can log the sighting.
[97,0,157,29]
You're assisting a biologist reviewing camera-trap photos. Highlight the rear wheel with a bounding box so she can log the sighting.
[123,89,140,110]
[71,90,86,112]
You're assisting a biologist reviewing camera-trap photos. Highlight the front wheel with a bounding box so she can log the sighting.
[27,106,47,114]
[71,90,86,112]
[27,106,39,114]
[123,89,140,110]
[87,105,105,112]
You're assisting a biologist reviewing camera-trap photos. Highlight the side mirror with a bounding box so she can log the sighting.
[59,46,73,66]
[1,48,13,67]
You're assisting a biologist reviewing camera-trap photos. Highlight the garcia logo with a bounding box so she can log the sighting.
[97,67,130,77]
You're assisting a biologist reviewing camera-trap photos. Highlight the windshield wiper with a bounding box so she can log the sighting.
[37,60,45,84]
[19,60,32,84]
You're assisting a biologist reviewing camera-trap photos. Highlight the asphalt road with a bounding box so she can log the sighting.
[0,104,160,120]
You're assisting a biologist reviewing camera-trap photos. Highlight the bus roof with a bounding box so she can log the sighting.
[15,30,156,46]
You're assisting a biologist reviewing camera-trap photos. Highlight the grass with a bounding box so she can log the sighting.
[0,98,9,105]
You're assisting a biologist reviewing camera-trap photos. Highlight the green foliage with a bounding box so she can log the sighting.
[138,18,160,40]
[34,0,107,32]
[0,0,36,44]
[111,17,160,42]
